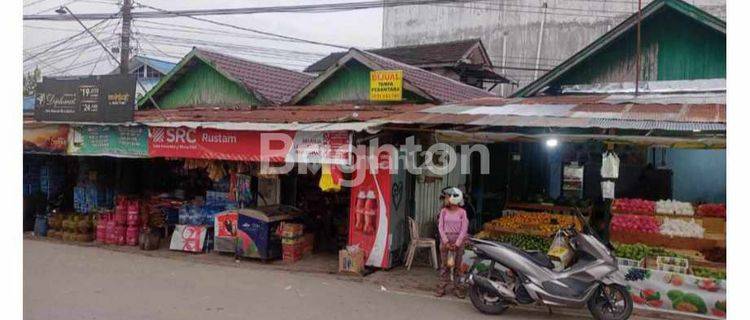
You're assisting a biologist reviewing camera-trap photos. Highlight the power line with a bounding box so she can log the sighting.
[24,0,482,20]
[24,0,51,8]
[133,2,352,49]
[23,13,119,62]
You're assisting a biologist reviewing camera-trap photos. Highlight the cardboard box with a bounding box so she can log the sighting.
[339,249,365,275]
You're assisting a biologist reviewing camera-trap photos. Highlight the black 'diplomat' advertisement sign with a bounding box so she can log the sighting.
[34,74,137,123]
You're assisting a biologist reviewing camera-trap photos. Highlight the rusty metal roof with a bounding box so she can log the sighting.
[384,93,725,132]
[134,104,429,125]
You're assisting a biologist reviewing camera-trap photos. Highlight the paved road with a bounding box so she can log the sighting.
[24,240,582,320]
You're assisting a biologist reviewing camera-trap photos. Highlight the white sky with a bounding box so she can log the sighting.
[23,0,384,76]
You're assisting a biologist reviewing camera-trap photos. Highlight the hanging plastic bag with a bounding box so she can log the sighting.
[600,151,620,179]
[601,181,615,199]
[547,231,574,271]
[319,163,342,192]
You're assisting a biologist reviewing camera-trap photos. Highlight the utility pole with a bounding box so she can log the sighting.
[120,0,132,75]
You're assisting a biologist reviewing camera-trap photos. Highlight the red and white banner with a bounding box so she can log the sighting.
[349,155,392,268]
[169,225,207,253]
[147,126,351,164]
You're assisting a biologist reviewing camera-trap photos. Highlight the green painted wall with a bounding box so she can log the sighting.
[300,60,429,105]
[556,8,725,87]
[157,60,261,109]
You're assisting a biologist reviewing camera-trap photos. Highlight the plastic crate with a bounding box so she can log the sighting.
[616,257,646,268]
[656,256,690,274]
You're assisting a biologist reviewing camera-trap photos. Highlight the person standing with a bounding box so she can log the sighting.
[435,187,469,298]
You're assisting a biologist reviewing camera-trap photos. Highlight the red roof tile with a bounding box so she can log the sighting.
[357,49,496,103]
[195,48,314,105]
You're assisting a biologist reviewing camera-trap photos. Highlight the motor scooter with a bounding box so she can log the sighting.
[465,212,632,320]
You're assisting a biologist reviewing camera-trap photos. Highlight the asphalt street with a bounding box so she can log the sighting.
[24,240,582,320]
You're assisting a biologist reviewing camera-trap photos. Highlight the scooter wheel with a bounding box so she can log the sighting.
[587,284,633,320]
[468,283,509,315]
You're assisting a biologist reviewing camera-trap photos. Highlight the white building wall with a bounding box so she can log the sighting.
[382,0,725,96]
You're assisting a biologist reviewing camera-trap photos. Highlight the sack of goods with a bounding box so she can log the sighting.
[339,245,365,275]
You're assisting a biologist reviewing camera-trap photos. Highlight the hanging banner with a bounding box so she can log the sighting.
[34,74,136,123]
[68,125,148,157]
[23,124,69,154]
[369,70,403,101]
[147,127,351,164]
[621,266,725,319]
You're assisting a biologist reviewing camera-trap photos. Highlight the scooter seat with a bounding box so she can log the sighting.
[498,243,554,269]
[525,251,555,269]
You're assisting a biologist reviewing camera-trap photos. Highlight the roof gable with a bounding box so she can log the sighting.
[291,48,496,105]
[513,0,725,98]
[139,48,314,107]
[304,39,488,73]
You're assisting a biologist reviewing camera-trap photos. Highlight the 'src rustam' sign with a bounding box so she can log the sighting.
[369,70,403,101]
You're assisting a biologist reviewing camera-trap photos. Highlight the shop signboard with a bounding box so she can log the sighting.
[68,125,148,157]
[147,127,351,164]
[23,124,69,154]
[169,225,207,253]
[34,74,136,123]
[369,70,403,101]
[621,266,726,319]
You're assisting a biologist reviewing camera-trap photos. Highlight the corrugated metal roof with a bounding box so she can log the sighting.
[561,79,725,95]
[384,93,725,132]
[135,104,427,124]
[139,121,383,132]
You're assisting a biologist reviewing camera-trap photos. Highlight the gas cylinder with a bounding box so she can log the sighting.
[113,224,126,245]
[125,225,140,246]
[105,218,117,244]
[115,198,127,225]
[126,200,140,226]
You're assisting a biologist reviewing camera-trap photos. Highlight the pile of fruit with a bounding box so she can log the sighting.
[481,233,551,252]
[483,212,580,236]
[610,214,660,233]
[614,243,651,261]
[659,218,704,239]
[612,198,655,215]
[614,243,686,260]
[696,203,726,218]
[693,267,726,280]
[656,200,694,216]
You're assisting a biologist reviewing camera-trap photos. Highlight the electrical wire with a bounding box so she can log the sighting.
[23,13,118,62]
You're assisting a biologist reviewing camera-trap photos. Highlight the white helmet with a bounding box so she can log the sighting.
[441,187,464,206]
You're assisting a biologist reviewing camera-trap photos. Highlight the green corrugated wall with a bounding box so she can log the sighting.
[157,60,261,109]
[556,8,725,86]
[300,60,429,105]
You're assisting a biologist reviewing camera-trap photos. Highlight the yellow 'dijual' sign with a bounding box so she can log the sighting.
[369,70,403,101]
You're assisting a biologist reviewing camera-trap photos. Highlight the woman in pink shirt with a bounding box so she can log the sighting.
[435,187,469,298]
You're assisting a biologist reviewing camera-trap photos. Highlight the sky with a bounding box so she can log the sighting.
[23,0,384,76]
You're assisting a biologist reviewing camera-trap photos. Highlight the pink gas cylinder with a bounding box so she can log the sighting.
[114,200,127,226]
[96,213,109,243]
[125,225,140,246]
[113,224,126,245]
[126,200,140,226]
[105,218,117,244]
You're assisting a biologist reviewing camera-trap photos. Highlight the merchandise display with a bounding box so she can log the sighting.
[697,204,726,218]
[612,198,655,215]
[656,200,695,216]
[611,214,660,233]
[482,211,581,237]
[659,218,705,239]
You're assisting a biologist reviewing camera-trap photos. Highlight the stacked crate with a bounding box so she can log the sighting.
[281,223,305,263]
